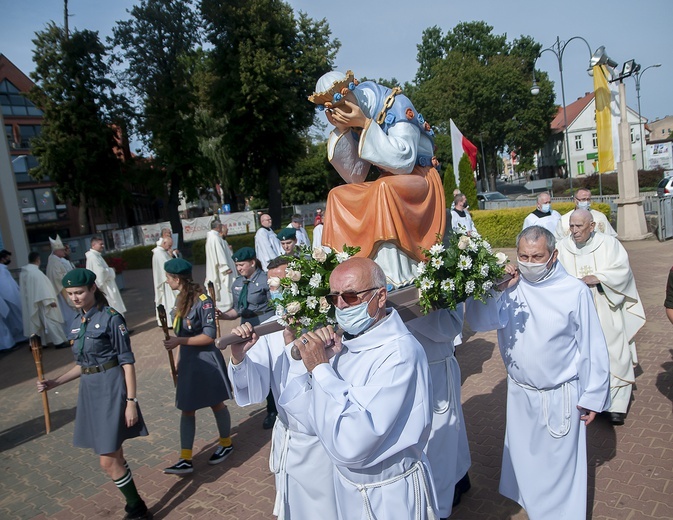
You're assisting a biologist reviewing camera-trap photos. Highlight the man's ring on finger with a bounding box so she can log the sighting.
[301,338,309,345]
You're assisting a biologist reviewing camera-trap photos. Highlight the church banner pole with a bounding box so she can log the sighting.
[207,281,221,337]
[30,334,52,434]
[157,305,178,387]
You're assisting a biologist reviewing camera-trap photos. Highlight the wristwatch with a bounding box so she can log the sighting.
[126,397,138,403]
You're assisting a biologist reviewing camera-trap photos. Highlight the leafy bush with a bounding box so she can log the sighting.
[551,169,665,196]
[472,202,611,248]
[105,246,154,271]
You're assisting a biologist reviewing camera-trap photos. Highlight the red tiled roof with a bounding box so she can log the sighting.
[551,92,594,134]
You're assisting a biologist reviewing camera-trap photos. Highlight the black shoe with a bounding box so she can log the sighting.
[163,459,193,475]
[263,412,277,430]
[608,412,626,425]
[208,445,233,465]
[55,342,70,349]
[124,501,152,519]
[453,472,471,507]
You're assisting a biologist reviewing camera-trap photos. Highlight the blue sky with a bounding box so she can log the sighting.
[3,0,672,129]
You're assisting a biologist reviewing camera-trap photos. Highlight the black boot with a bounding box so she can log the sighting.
[453,472,471,507]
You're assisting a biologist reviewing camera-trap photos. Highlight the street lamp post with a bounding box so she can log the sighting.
[531,36,593,192]
[633,63,662,171]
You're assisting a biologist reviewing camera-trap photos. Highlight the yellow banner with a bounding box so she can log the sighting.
[593,64,614,173]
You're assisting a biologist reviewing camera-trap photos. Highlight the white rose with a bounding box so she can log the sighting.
[319,296,330,313]
[458,235,471,250]
[336,251,350,263]
[267,276,281,290]
[286,301,302,315]
[309,273,322,288]
[495,252,508,266]
[312,247,327,262]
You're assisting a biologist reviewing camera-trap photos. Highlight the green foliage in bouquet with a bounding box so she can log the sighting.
[415,231,508,313]
[272,245,361,336]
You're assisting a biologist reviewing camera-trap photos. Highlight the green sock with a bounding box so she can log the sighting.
[113,469,142,508]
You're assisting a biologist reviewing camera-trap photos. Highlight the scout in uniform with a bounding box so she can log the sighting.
[37,269,150,520]
[276,228,298,256]
[162,258,234,475]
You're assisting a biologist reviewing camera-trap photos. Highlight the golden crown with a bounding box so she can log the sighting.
[308,70,358,109]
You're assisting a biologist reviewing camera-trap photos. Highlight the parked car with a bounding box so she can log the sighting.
[476,191,510,209]
[657,176,673,197]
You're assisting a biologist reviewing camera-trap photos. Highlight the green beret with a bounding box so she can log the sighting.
[277,228,297,241]
[62,268,96,288]
[164,258,192,275]
[233,247,256,262]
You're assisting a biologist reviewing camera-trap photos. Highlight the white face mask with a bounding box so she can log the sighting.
[335,292,379,336]
[577,201,590,210]
[540,203,551,213]
[517,255,554,283]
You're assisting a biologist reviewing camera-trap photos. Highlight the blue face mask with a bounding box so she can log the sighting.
[577,201,590,210]
[540,203,551,213]
[269,290,283,301]
[335,292,379,336]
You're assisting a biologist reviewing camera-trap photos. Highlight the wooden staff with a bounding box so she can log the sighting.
[30,334,52,434]
[157,304,178,387]
[215,286,424,360]
[207,282,221,337]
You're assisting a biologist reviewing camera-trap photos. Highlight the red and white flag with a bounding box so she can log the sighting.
[450,119,478,185]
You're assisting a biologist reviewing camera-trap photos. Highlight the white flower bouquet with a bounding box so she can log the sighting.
[274,244,361,336]
[415,231,508,313]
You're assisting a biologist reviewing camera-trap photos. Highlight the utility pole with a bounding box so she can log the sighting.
[64,0,69,40]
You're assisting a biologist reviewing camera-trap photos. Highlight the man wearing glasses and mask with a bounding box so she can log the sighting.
[555,188,617,240]
[278,257,437,520]
[466,226,610,520]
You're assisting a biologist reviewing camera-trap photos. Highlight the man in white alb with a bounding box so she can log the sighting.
[0,250,25,349]
[85,236,127,316]
[46,235,77,333]
[152,235,178,326]
[286,214,310,248]
[205,220,236,312]
[20,252,68,348]
[556,209,645,425]
[522,192,561,235]
[555,188,617,239]
[466,226,610,519]
[451,193,476,234]
[279,258,437,520]
[254,214,282,271]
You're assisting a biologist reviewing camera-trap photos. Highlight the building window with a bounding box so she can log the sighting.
[630,127,636,143]
[5,124,14,148]
[575,135,583,151]
[592,133,598,149]
[0,80,43,117]
[577,160,585,175]
[18,125,41,149]
[17,187,63,223]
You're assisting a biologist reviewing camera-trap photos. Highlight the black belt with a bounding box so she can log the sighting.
[81,358,119,375]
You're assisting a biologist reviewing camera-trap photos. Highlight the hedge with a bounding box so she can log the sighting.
[472,202,612,248]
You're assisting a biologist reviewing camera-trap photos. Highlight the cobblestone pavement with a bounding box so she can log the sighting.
[0,240,671,519]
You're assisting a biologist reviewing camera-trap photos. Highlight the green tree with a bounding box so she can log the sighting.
[28,23,130,231]
[442,162,457,205]
[111,0,206,241]
[458,154,478,208]
[413,22,556,190]
[200,0,340,224]
[281,138,341,204]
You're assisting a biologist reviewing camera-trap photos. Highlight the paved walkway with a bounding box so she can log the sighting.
[0,239,672,519]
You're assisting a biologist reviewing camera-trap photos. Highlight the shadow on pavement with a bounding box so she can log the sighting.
[456,336,496,384]
[0,406,76,452]
[656,349,673,410]
[586,415,617,520]
[0,344,78,392]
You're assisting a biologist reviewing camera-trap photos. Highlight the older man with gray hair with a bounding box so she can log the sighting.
[466,225,610,519]
[522,191,561,235]
[556,208,645,425]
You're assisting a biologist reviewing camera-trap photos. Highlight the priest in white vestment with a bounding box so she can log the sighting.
[451,193,477,234]
[204,220,236,312]
[85,236,127,316]
[286,214,310,248]
[152,236,178,326]
[20,252,68,348]
[522,192,561,235]
[46,235,77,333]
[556,209,645,425]
[223,255,338,520]
[555,188,617,240]
[279,258,437,520]
[466,226,610,520]
[254,214,282,271]
[407,309,471,519]
[0,252,25,349]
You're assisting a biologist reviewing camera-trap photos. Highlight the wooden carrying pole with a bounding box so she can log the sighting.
[30,334,52,434]
[215,286,424,360]
[157,305,178,387]
[207,282,221,337]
